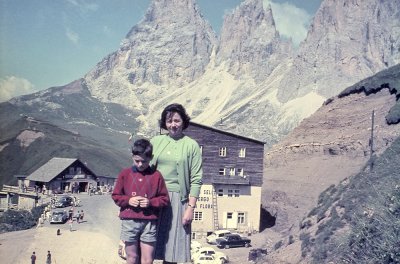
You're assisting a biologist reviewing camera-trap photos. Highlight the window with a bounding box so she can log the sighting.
[237,212,245,224]
[228,189,240,197]
[239,148,246,158]
[238,168,244,177]
[194,212,203,221]
[227,212,233,219]
[69,167,74,174]
[219,168,226,176]
[76,167,82,174]
[219,147,227,157]
[229,168,235,176]
[217,189,224,196]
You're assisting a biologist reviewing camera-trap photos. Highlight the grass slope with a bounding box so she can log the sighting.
[299,136,400,263]
[0,116,131,188]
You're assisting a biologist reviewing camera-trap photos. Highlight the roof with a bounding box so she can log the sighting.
[189,122,265,145]
[26,158,78,182]
[213,230,231,235]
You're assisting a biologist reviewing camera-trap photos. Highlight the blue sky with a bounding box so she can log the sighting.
[0,0,322,102]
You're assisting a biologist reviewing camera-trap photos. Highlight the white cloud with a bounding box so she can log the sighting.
[264,0,312,46]
[66,27,80,44]
[0,76,36,102]
[65,0,98,12]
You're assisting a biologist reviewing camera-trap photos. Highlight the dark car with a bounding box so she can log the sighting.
[216,234,251,249]
[54,196,73,208]
[50,210,69,224]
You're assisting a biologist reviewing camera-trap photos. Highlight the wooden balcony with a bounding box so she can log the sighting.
[210,175,250,185]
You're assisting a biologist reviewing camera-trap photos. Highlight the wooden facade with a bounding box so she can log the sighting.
[185,122,264,186]
[183,122,265,237]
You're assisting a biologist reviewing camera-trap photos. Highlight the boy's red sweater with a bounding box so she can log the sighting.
[112,166,170,220]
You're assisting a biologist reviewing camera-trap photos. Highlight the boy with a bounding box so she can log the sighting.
[112,139,170,264]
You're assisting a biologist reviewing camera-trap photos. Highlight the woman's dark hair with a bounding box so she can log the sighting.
[160,103,191,130]
[131,138,153,158]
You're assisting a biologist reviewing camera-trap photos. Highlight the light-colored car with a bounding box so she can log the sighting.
[193,254,223,264]
[206,230,233,244]
[191,240,202,254]
[50,209,68,224]
[192,247,229,263]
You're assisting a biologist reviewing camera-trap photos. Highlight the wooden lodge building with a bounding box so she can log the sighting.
[184,122,265,238]
[24,157,115,194]
[0,158,115,211]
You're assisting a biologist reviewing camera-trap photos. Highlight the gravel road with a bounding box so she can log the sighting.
[0,194,267,264]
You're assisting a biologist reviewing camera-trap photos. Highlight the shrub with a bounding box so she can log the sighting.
[274,240,283,250]
[300,232,312,257]
[288,235,295,245]
[299,219,312,229]
[0,204,46,233]
[0,209,36,233]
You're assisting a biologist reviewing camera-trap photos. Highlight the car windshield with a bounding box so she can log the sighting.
[53,212,64,215]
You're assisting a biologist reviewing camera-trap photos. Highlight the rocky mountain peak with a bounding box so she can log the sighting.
[217,0,292,81]
[276,0,400,103]
[84,0,216,108]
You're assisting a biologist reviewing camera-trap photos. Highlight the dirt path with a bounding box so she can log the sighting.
[0,194,269,264]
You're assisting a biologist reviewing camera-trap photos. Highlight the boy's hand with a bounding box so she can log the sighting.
[138,196,150,208]
[128,196,149,207]
[128,196,143,207]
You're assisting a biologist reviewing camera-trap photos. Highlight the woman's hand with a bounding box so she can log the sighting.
[182,206,194,225]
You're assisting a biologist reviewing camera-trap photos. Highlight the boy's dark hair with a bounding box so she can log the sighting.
[160,103,191,130]
[131,138,153,158]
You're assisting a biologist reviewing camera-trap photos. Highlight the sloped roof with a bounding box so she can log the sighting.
[26,157,77,182]
[189,122,265,144]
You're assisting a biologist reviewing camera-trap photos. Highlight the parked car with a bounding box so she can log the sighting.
[206,230,233,244]
[192,247,229,263]
[193,254,223,264]
[216,234,251,249]
[191,240,202,254]
[54,195,74,208]
[50,209,68,224]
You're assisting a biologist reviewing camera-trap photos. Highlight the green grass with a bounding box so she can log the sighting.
[300,136,400,263]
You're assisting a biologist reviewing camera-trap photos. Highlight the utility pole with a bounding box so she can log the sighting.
[369,110,375,170]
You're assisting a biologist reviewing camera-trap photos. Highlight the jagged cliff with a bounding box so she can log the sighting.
[82,0,400,145]
[277,0,400,103]
[85,0,216,110]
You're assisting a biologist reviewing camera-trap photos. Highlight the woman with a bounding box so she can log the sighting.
[151,103,203,264]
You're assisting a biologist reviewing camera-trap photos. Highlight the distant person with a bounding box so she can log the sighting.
[31,252,36,264]
[80,210,84,222]
[68,218,73,232]
[112,138,170,264]
[151,103,203,263]
[68,207,74,220]
[76,211,81,224]
[46,250,52,264]
[57,229,61,235]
